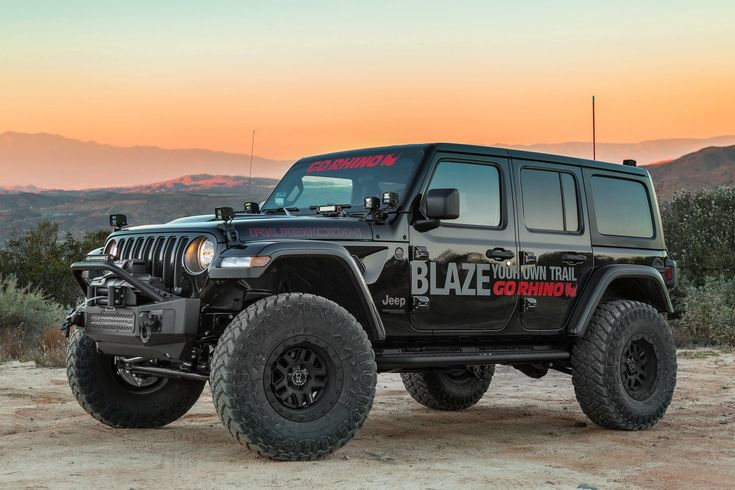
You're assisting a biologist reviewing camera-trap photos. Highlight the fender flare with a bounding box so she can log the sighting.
[566,264,673,336]
[208,240,386,341]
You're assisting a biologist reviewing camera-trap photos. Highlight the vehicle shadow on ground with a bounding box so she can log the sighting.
[82,402,591,464]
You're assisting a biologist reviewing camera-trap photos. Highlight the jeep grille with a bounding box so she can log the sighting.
[112,233,206,291]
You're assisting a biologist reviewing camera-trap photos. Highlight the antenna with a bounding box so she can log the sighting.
[248,129,256,189]
[592,95,596,160]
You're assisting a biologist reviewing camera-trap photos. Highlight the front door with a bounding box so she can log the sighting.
[409,155,518,332]
[513,161,594,331]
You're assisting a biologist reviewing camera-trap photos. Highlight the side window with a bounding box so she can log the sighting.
[590,176,654,238]
[521,168,580,233]
[427,161,501,227]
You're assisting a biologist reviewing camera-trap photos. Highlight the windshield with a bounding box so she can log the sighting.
[262,150,421,214]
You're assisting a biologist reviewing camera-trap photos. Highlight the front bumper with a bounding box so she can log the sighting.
[83,298,200,359]
[71,259,200,360]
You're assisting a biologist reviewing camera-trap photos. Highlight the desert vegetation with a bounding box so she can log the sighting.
[662,186,735,346]
[1,187,734,366]
[0,223,107,366]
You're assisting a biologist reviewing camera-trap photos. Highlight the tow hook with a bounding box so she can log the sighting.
[138,312,160,343]
[60,308,84,338]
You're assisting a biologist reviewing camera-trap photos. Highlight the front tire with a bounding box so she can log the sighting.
[210,293,377,461]
[572,300,677,430]
[66,330,205,428]
[401,365,494,411]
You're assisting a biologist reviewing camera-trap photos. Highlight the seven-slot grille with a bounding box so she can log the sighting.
[112,233,205,290]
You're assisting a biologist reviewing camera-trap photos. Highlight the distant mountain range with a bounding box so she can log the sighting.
[0,131,293,189]
[1,132,734,242]
[509,135,735,166]
[0,175,278,241]
[3,131,735,191]
[82,173,276,195]
[647,145,735,200]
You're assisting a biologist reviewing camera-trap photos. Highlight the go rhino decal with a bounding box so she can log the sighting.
[411,262,578,298]
[306,153,401,173]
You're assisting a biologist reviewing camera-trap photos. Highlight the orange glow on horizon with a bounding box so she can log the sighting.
[1,2,734,165]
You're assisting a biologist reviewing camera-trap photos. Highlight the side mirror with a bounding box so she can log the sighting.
[426,188,460,220]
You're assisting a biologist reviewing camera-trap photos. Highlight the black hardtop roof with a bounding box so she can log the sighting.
[297,142,648,176]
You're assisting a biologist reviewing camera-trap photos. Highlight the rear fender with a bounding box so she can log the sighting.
[566,265,673,336]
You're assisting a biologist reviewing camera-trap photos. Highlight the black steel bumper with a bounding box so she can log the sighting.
[71,259,200,360]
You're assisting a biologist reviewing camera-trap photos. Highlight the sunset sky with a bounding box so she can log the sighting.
[1,1,734,161]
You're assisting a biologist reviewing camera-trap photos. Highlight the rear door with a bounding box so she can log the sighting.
[409,153,519,332]
[513,160,593,331]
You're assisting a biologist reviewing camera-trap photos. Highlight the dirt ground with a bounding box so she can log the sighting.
[1,352,733,490]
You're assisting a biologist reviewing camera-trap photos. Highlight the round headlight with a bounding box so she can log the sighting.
[184,237,215,275]
[105,240,118,258]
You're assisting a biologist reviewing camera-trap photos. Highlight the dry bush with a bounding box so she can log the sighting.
[34,327,68,367]
[0,275,66,365]
[0,326,26,362]
[673,276,735,347]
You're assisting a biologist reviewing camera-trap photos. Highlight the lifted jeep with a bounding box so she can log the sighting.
[66,143,678,460]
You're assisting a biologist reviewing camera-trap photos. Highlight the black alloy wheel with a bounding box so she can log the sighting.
[265,336,341,422]
[620,335,658,401]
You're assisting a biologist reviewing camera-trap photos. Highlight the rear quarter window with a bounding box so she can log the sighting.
[590,176,654,238]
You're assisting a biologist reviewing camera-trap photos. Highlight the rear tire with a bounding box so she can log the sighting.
[210,293,377,461]
[572,300,677,430]
[401,365,494,411]
[66,330,205,428]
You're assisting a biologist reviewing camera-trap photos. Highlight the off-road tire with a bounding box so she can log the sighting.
[572,300,677,430]
[210,293,377,461]
[66,330,205,428]
[400,365,494,411]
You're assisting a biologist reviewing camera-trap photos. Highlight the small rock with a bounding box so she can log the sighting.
[577,484,598,490]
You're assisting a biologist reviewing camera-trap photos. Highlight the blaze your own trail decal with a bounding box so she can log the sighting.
[411,262,578,298]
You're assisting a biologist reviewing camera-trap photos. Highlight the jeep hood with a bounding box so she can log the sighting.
[112,214,374,243]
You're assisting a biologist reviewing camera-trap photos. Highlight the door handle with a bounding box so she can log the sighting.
[412,296,430,312]
[486,248,515,261]
[561,253,587,265]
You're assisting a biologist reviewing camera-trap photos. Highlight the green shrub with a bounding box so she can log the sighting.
[662,187,735,286]
[0,275,65,358]
[0,221,108,306]
[674,275,735,347]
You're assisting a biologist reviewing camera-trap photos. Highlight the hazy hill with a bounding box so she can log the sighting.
[4,131,735,191]
[0,175,278,242]
[96,174,276,194]
[0,131,293,189]
[647,145,735,200]
[511,135,735,165]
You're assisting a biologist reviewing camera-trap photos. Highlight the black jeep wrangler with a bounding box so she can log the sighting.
[66,144,678,460]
